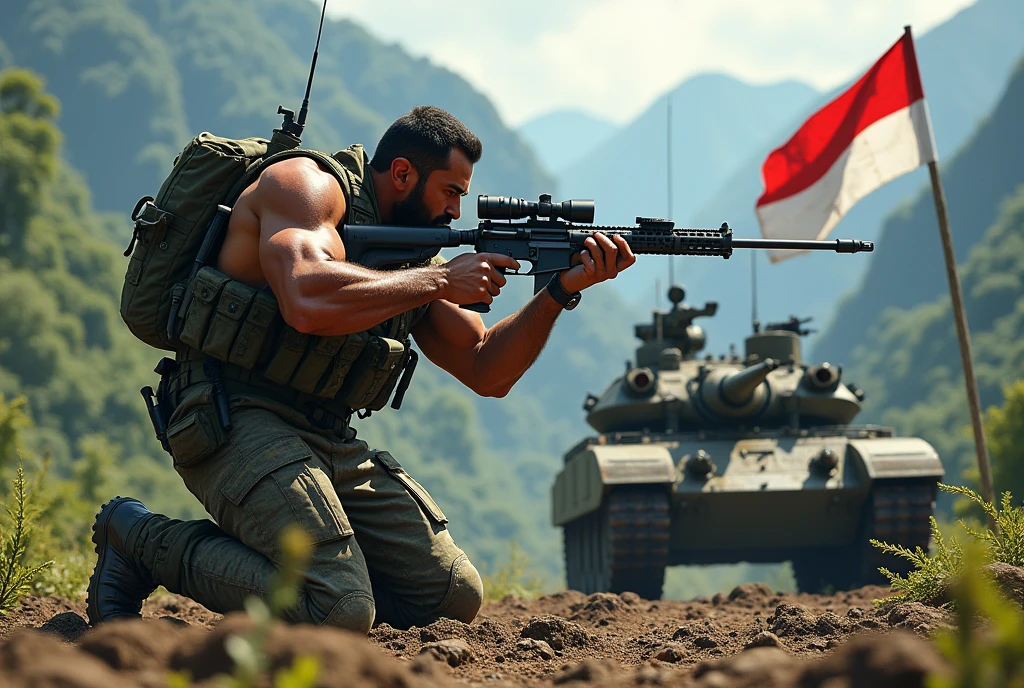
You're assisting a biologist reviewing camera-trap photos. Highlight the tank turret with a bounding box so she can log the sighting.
[696,358,779,418]
[584,288,861,434]
[553,286,943,601]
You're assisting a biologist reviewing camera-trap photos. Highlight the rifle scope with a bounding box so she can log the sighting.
[478,194,595,224]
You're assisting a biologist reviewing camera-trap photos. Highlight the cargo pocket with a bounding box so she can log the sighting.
[262,327,310,385]
[337,337,405,409]
[290,335,350,395]
[202,279,258,361]
[228,287,280,369]
[375,451,448,524]
[179,267,232,350]
[221,436,353,545]
[317,332,368,398]
[165,403,227,468]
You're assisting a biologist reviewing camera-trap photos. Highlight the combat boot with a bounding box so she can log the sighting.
[86,496,158,625]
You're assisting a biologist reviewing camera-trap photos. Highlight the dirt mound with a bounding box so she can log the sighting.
[688,631,946,688]
[0,583,957,686]
[520,615,593,650]
[0,614,459,688]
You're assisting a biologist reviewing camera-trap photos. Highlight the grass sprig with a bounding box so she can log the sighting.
[0,462,53,614]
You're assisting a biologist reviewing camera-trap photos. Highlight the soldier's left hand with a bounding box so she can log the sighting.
[559,232,637,293]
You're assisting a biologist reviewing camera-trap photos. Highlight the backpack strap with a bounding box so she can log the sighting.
[227,148,377,225]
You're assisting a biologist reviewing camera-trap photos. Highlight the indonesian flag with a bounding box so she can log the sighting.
[756,29,938,262]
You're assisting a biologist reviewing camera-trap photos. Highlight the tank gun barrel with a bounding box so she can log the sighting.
[720,358,780,405]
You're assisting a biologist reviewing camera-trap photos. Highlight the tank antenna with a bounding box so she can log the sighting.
[751,251,760,333]
[666,94,674,288]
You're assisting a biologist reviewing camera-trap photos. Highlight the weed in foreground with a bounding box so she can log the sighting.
[871,483,1024,609]
[0,462,53,614]
[927,543,1024,688]
[169,524,320,688]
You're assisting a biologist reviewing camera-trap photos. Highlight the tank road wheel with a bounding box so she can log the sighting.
[792,481,936,593]
[563,487,671,600]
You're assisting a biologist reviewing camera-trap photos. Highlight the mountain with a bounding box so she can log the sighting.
[555,73,819,301]
[0,0,552,219]
[813,56,1024,365]
[518,109,617,176]
[841,184,1024,493]
[682,0,1024,353]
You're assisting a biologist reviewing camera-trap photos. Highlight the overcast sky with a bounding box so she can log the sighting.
[325,0,975,127]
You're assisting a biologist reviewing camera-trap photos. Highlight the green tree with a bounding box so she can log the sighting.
[986,379,1024,499]
[0,68,60,258]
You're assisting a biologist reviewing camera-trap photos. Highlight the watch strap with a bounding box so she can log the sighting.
[546,273,581,309]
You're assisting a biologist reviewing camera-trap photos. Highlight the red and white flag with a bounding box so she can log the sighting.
[756,30,937,262]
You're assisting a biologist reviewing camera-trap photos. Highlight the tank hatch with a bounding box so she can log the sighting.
[634,286,717,367]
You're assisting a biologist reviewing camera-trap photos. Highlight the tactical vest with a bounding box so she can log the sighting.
[128,139,428,414]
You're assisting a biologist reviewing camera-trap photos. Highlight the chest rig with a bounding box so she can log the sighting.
[169,145,428,429]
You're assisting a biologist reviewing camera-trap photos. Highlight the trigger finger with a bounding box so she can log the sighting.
[490,266,508,288]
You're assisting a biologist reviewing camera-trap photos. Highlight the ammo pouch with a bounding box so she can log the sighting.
[176,266,415,410]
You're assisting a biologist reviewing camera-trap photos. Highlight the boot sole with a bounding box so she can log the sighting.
[86,496,137,626]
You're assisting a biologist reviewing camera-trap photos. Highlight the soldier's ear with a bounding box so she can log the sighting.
[390,157,418,193]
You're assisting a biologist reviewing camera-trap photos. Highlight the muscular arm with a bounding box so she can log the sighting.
[254,158,446,335]
[413,232,637,398]
[412,290,564,398]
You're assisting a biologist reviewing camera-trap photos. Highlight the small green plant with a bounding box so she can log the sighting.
[871,483,1024,609]
[871,514,965,608]
[927,543,1024,688]
[482,541,544,602]
[222,524,319,688]
[0,462,53,614]
[941,484,1024,567]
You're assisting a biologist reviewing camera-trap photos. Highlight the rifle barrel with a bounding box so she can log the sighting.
[731,237,874,253]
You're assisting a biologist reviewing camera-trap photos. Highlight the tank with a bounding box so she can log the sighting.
[552,286,943,599]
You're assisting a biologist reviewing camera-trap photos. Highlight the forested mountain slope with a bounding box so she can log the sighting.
[0,0,552,218]
[844,185,1024,492]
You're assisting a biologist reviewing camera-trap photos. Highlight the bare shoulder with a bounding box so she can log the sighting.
[253,156,347,229]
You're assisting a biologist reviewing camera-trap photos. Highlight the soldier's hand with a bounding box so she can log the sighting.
[440,252,521,306]
[560,232,636,293]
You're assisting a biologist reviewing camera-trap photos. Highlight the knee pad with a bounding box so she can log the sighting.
[434,554,484,623]
[320,591,376,635]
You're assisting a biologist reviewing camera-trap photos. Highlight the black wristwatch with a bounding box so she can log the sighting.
[546,273,582,310]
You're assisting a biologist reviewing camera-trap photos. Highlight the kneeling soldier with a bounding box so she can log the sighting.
[88,106,636,632]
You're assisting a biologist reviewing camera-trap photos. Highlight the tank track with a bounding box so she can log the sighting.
[792,479,937,593]
[564,487,670,600]
[862,480,936,578]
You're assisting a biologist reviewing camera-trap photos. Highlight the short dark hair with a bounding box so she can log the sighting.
[370,106,482,177]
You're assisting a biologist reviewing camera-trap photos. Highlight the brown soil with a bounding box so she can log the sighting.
[0,584,954,687]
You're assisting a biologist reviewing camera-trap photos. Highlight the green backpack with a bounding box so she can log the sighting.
[120,131,364,352]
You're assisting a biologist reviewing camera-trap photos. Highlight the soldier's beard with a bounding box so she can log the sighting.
[392,179,454,227]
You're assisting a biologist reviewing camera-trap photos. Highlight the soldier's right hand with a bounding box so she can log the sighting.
[440,253,521,306]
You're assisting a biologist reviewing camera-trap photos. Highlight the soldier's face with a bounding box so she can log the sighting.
[393,149,472,227]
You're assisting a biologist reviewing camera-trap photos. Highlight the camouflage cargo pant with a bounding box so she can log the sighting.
[136,382,483,633]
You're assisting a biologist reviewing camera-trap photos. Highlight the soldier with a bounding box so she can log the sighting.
[88,106,636,633]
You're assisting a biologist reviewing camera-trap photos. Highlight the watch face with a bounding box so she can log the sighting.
[565,293,581,310]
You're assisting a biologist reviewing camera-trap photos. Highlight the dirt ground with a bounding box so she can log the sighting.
[0,581,961,687]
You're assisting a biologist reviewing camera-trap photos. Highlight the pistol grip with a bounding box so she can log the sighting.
[461,302,490,313]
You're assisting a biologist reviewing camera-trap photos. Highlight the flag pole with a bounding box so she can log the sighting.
[908,25,995,509]
[927,159,995,506]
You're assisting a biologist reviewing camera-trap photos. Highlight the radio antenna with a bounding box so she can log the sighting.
[276,0,329,140]
[666,95,674,288]
[298,0,328,131]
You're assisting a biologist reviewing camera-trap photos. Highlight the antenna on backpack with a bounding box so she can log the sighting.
[271,0,329,151]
